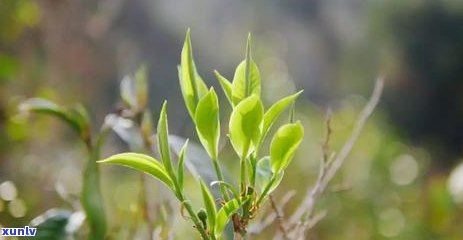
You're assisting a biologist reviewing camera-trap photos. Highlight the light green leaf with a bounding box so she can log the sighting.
[256,157,283,194]
[98,152,174,189]
[157,101,175,177]
[270,122,304,174]
[231,34,261,105]
[261,90,303,143]
[214,198,244,238]
[179,29,208,119]
[199,179,217,231]
[210,181,240,203]
[195,88,220,159]
[214,70,233,106]
[177,140,188,190]
[19,98,82,136]
[229,95,263,159]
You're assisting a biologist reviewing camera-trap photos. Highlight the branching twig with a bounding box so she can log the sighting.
[269,195,290,240]
[287,77,384,238]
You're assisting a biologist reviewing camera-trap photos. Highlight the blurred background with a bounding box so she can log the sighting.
[1,0,463,239]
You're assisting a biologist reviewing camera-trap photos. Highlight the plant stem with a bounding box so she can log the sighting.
[240,157,246,195]
[212,158,230,201]
[255,176,276,207]
[173,184,211,239]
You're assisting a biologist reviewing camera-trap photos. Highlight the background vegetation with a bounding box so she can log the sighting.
[1,0,463,239]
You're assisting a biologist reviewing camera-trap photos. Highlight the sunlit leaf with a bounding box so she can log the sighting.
[231,34,261,105]
[195,88,220,159]
[261,91,303,143]
[270,122,304,174]
[157,101,175,177]
[200,179,217,231]
[229,95,263,159]
[214,70,233,106]
[256,157,283,194]
[179,29,208,119]
[214,198,245,238]
[98,152,174,189]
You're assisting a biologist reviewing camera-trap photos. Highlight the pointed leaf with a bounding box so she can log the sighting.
[179,29,208,119]
[256,157,283,194]
[262,90,303,142]
[177,140,188,190]
[231,34,261,105]
[214,198,245,238]
[157,101,175,177]
[229,95,263,159]
[214,70,233,106]
[270,122,304,173]
[195,88,220,159]
[98,152,174,189]
[199,179,217,231]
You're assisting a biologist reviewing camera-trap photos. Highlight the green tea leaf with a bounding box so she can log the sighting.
[19,98,81,135]
[179,29,208,119]
[199,179,217,231]
[231,34,261,105]
[270,122,304,174]
[261,90,303,143]
[157,101,175,177]
[256,157,283,194]
[229,95,264,159]
[98,152,174,189]
[177,139,188,190]
[195,88,220,159]
[214,70,233,106]
[214,198,244,238]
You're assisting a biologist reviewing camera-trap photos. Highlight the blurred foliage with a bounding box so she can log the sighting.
[2,0,463,239]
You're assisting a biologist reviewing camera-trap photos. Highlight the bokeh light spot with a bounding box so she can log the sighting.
[447,161,463,203]
[379,208,405,237]
[8,198,27,218]
[390,154,419,186]
[0,181,18,201]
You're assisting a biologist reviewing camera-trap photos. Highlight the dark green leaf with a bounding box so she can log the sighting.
[26,209,75,240]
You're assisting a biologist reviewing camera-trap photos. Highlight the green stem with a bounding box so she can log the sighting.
[212,158,230,201]
[240,157,246,195]
[82,142,107,240]
[173,182,210,239]
[255,176,277,207]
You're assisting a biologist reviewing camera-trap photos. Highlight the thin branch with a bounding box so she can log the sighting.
[269,195,290,240]
[287,77,384,233]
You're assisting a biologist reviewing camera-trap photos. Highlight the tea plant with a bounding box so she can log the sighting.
[99,30,304,239]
